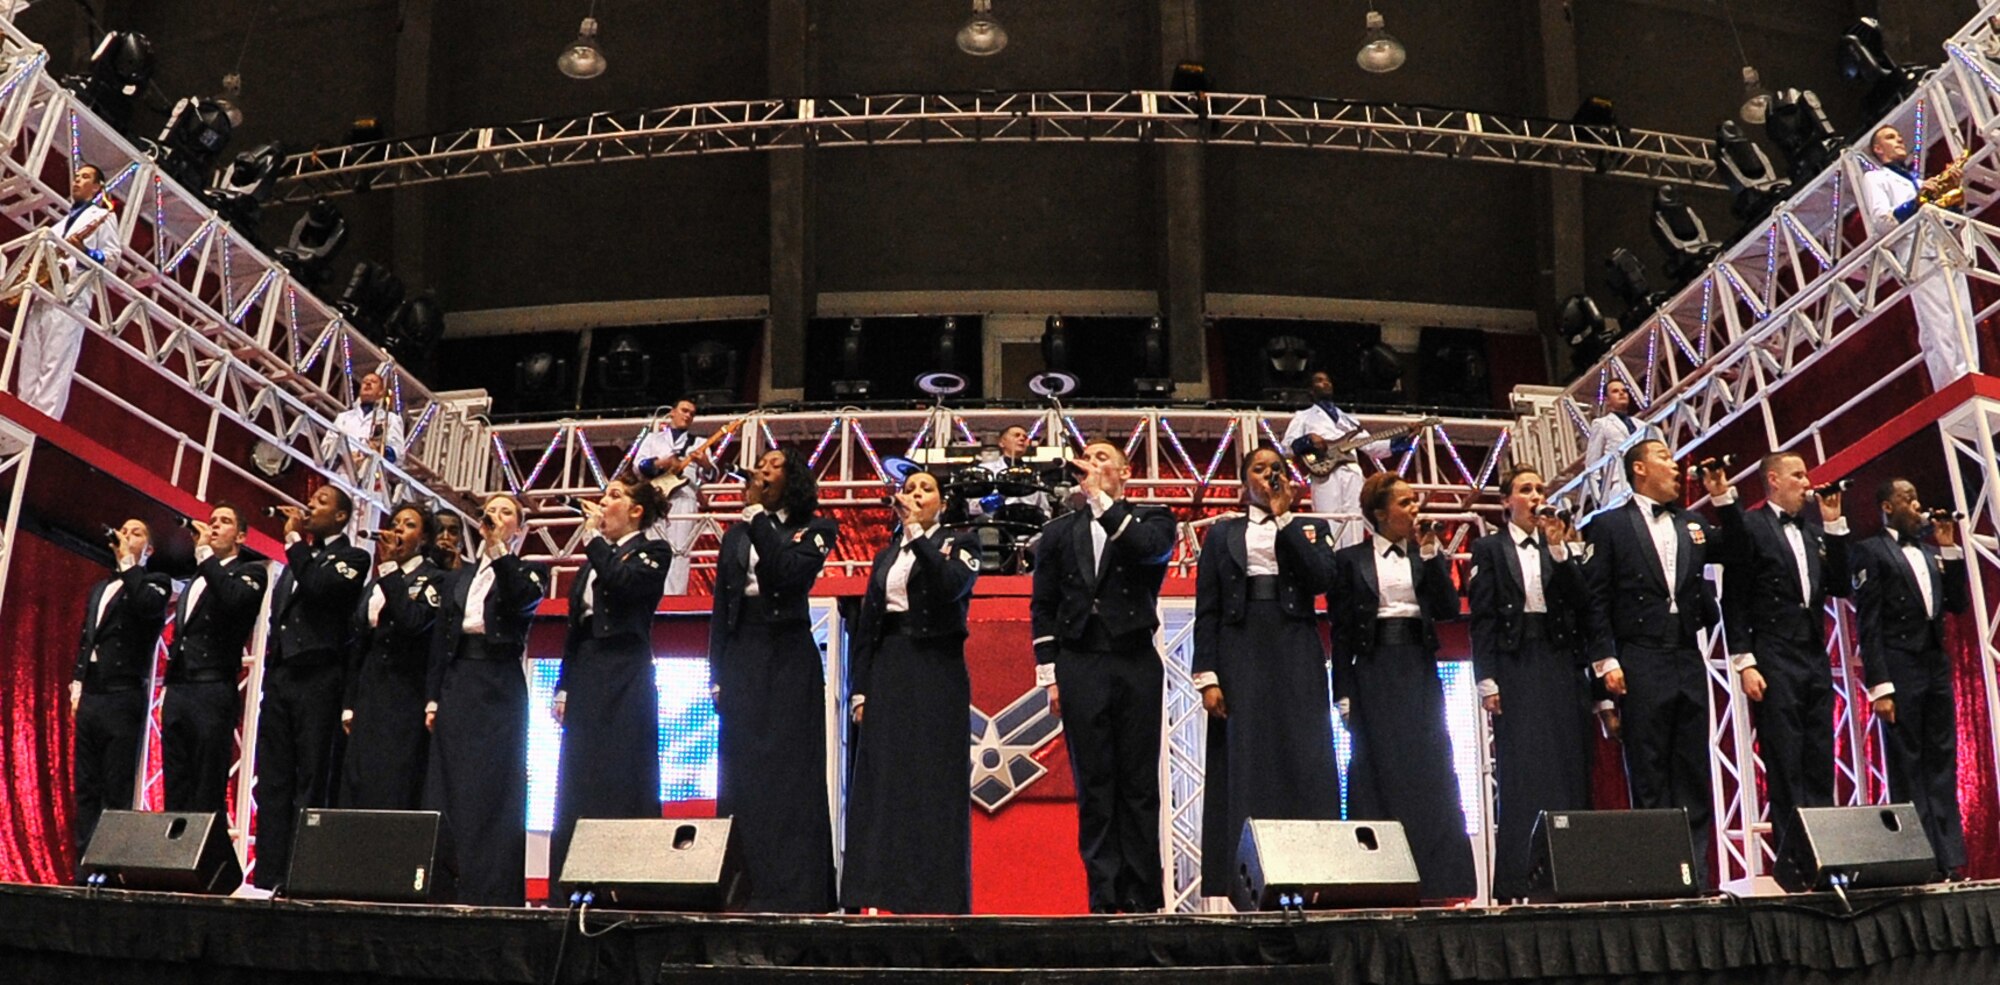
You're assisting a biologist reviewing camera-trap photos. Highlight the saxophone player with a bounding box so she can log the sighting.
[17,164,121,422]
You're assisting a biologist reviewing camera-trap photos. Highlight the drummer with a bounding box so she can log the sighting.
[966,425,1053,520]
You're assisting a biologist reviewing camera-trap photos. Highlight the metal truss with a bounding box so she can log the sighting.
[0,20,484,498]
[1158,600,1202,913]
[480,406,1514,582]
[271,90,1723,203]
[1939,397,2000,815]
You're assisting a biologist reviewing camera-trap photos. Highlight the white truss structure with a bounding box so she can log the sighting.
[1509,3,2000,893]
[271,91,1723,203]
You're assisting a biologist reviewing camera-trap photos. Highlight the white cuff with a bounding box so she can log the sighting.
[1867,681,1896,701]
[1729,653,1758,673]
[1592,657,1622,678]
[117,555,138,571]
[285,531,303,546]
[68,680,81,703]
[1419,542,1440,561]
[1547,542,1569,563]
[425,701,438,714]
[1941,546,1965,561]
[1336,697,1351,719]
[1596,699,1616,712]
[1477,677,1499,699]
[341,709,354,723]
[742,503,766,521]
[554,689,567,704]
[194,544,214,563]
[1823,517,1850,536]
[1711,487,1738,506]
[1035,663,1058,688]
[1192,671,1220,690]
[849,694,865,710]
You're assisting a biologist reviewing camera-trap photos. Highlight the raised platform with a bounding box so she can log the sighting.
[6,880,2000,984]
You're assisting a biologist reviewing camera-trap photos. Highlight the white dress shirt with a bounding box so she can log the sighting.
[1477,522,1569,699]
[461,552,503,635]
[884,522,939,613]
[1244,506,1288,576]
[1730,503,1851,672]
[1370,533,1426,619]
[1870,536,1965,701]
[1592,490,1735,679]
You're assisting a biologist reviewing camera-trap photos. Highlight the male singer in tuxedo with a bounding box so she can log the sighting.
[1030,439,1177,913]
[69,518,172,863]
[161,503,268,814]
[1717,453,1849,889]
[252,484,370,890]
[1582,438,1734,889]
[1852,478,1969,876]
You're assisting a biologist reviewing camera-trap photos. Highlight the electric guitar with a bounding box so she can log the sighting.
[1297,416,1440,477]
[648,416,748,498]
[1,203,116,312]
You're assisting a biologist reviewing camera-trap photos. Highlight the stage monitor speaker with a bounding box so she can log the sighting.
[1232,818,1421,910]
[285,809,454,903]
[78,810,241,893]
[1793,804,1937,891]
[558,818,745,910]
[1527,808,1701,903]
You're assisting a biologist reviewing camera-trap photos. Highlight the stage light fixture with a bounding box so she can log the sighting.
[275,198,349,291]
[595,333,653,405]
[514,351,572,415]
[1839,17,1925,120]
[63,31,153,133]
[1356,7,1406,74]
[831,319,874,401]
[1355,342,1405,400]
[1040,315,1072,375]
[957,0,1008,57]
[1763,88,1842,180]
[206,141,284,240]
[1738,66,1771,125]
[1713,119,1789,224]
[384,293,445,372]
[145,96,235,191]
[1259,333,1314,405]
[1604,248,1668,324]
[1560,294,1617,367]
[681,340,740,407]
[1649,186,1719,283]
[1133,316,1174,400]
[558,3,608,79]
[335,260,405,341]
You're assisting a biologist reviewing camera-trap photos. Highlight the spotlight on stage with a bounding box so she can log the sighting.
[1650,186,1719,285]
[205,141,285,241]
[956,0,1008,57]
[831,318,874,402]
[1764,89,1843,181]
[513,350,571,415]
[1040,315,1072,376]
[1028,371,1078,399]
[1604,248,1668,325]
[681,340,739,407]
[1132,316,1174,400]
[335,261,405,343]
[62,31,153,134]
[1259,334,1315,406]
[1839,17,1926,121]
[1713,120,1790,225]
[919,316,968,398]
[383,293,445,375]
[1353,341,1405,404]
[1560,293,1618,368]
[274,199,349,293]
[144,96,235,192]
[594,333,653,407]
[1355,7,1406,74]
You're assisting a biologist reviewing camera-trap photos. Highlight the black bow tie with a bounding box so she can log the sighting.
[1650,502,1676,519]
[1777,511,1802,527]
[1519,536,1537,550]
[1383,543,1405,558]
[1898,532,1922,548]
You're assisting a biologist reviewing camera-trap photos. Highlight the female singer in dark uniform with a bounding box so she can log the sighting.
[424,492,548,906]
[341,502,443,809]
[841,470,981,914]
[430,513,464,573]
[1329,471,1477,902]
[1193,445,1340,899]
[550,474,672,876]
[1466,467,1591,901]
[712,448,841,912]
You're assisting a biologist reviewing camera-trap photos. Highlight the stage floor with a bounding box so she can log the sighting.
[5,880,2000,984]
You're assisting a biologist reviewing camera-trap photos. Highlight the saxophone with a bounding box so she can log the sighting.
[1918,149,1973,211]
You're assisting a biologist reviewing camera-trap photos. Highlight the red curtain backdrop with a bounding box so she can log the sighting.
[0,530,103,884]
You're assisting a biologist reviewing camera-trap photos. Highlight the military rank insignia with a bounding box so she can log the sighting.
[1303,525,1318,544]
[335,560,359,580]
[1686,523,1706,546]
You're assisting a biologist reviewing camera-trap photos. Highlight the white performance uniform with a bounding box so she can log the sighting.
[1281,403,1389,548]
[634,425,704,595]
[17,201,121,421]
[320,402,407,528]
[1580,412,1655,511]
[1859,163,1976,390]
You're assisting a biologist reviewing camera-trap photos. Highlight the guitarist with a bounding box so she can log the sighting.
[634,397,714,594]
[1281,371,1410,548]
[19,163,121,422]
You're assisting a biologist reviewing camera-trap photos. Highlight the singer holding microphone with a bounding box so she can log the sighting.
[339,503,443,810]
[425,492,546,905]
[841,470,981,914]
[252,486,371,890]
[161,505,267,814]
[69,519,172,867]
[712,448,841,913]
[549,474,673,879]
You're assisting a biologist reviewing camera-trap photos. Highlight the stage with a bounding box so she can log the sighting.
[5,881,2000,984]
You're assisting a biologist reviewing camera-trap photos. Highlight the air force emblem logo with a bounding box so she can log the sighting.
[968,686,1064,812]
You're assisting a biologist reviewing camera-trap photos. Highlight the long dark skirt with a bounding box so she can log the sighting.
[840,632,971,914]
[716,618,836,913]
[1200,602,1342,898]
[424,647,527,906]
[1488,637,1592,900]
[551,638,662,877]
[1345,640,1477,901]
[342,649,431,810]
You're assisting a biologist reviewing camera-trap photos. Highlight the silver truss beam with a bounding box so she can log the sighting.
[270,91,1724,203]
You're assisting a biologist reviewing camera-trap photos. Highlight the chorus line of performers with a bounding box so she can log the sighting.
[66,412,1970,912]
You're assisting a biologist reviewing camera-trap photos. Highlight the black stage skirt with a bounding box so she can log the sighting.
[840,632,972,914]
[423,640,527,906]
[1200,599,1343,898]
[715,618,836,913]
[1345,640,1477,901]
[342,648,431,810]
[1487,636,1592,900]
[551,637,662,876]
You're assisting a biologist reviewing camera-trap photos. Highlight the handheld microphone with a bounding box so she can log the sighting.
[1814,478,1852,498]
[1418,520,1444,535]
[263,505,289,518]
[353,529,396,541]
[100,524,121,545]
[1927,508,1965,523]
[1535,505,1574,522]
[176,516,196,529]
[1691,454,1737,475]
